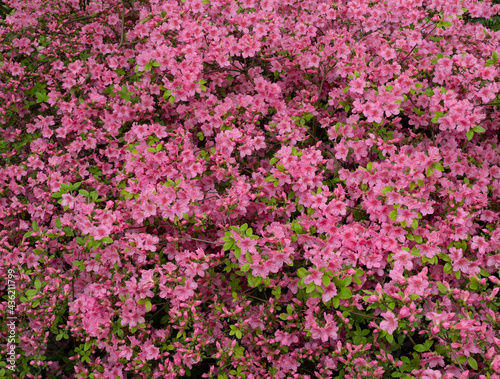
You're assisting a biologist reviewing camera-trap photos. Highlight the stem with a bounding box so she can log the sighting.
[350,311,383,320]
[399,25,437,67]
[160,235,223,246]
[305,129,342,173]
[118,0,125,48]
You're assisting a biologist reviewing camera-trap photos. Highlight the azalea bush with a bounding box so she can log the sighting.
[1,0,500,378]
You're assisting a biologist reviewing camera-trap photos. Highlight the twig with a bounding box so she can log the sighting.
[118,0,126,48]
[160,235,223,246]
[350,311,383,320]
[399,26,437,66]
[64,14,102,25]
[304,129,342,173]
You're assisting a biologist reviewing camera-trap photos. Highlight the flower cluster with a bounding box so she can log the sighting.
[1,0,500,378]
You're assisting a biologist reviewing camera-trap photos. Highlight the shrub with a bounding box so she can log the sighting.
[1,0,500,378]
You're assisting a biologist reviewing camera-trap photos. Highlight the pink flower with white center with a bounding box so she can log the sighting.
[380,311,398,335]
[304,269,323,287]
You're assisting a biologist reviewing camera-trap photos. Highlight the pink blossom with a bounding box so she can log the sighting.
[380,311,398,335]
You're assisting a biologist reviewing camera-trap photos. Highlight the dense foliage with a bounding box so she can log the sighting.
[1,0,500,378]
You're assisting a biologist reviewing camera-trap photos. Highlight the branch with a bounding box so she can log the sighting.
[160,235,223,246]
[118,0,126,48]
[304,129,342,173]
[64,14,102,25]
[399,25,437,67]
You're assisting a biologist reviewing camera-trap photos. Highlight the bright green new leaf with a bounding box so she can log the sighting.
[322,275,331,287]
[382,186,393,194]
[389,210,398,221]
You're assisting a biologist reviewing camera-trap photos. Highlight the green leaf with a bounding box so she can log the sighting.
[426,167,434,177]
[25,289,38,298]
[145,300,152,311]
[223,241,233,251]
[34,279,41,290]
[437,282,447,293]
[51,192,62,198]
[32,221,39,232]
[234,248,241,259]
[306,282,316,293]
[473,125,485,133]
[35,91,49,103]
[325,296,338,309]
[493,52,499,63]
[55,218,62,228]
[433,162,444,172]
[322,275,331,287]
[79,189,89,197]
[411,219,418,229]
[466,131,474,141]
[162,89,172,99]
[389,210,398,221]
[84,340,93,351]
[468,357,478,370]
[382,186,393,194]
[417,179,424,186]
[291,223,303,233]
[338,287,352,299]
[102,237,113,244]
[241,263,250,271]
[414,344,427,352]
[297,268,308,277]
[443,262,452,274]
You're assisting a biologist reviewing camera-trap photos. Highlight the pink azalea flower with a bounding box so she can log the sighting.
[380,311,398,335]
